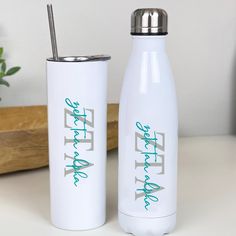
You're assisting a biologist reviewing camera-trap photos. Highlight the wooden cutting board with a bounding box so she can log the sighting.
[0,104,118,174]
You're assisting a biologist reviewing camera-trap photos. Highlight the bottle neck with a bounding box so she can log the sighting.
[131,36,166,52]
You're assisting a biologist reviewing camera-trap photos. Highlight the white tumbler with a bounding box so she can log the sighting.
[118,9,178,236]
[47,55,110,230]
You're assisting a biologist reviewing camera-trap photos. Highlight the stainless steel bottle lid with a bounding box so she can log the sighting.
[131,8,168,35]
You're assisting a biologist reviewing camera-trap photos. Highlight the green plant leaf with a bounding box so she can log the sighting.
[0,48,3,58]
[6,66,21,76]
[1,61,6,73]
[0,78,10,87]
[0,71,4,79]
[0,59,4,63]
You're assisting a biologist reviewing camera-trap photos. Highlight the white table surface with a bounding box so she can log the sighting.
[0,136,236,236]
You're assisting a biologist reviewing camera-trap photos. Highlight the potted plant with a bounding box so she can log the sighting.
[0,47,21,100]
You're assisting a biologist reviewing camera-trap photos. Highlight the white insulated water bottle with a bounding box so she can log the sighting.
[118,9,178,236]
[47,55,110,230]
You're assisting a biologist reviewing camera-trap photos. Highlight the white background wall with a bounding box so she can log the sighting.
[0,0,236,136]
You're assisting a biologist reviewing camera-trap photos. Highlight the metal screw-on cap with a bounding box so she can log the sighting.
[131,8,168,35]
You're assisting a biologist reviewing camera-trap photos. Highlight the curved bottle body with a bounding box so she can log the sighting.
[118,36,178,236]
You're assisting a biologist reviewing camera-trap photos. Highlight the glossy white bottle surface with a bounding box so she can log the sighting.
[118,35,178,236]
[47,56,110,231]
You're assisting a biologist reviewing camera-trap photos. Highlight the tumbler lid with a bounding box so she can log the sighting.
[47,55,111,62]
[131,8,168,35]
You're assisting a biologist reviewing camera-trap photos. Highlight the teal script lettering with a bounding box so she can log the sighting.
[136,121,161,210]
[64,98,93,187]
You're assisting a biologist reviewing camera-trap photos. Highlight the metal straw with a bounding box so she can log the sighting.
[47,4,59,60]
